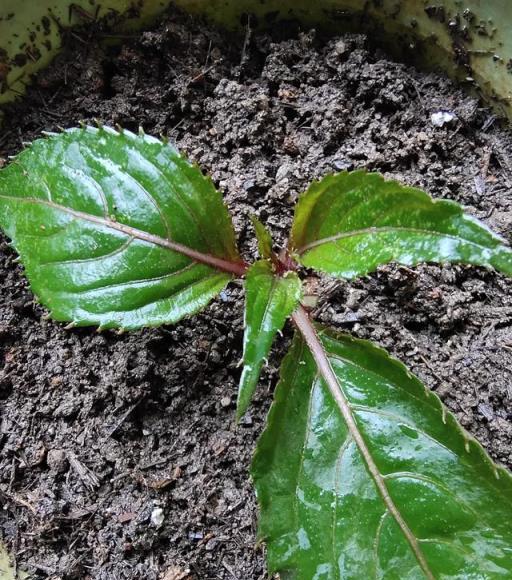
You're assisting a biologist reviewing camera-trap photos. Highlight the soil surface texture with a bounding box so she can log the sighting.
[1,7,512,580]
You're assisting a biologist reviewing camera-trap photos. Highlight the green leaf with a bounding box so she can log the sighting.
[290,170,512,279]
[238,260,302,419]
[251,215,274,259]
[0,126,243,330]
[252,327,512,579]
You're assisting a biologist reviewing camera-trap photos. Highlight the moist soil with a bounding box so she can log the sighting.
[1,7,512,580]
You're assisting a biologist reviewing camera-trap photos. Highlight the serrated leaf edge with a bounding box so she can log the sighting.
[289,170,511,274]
[237,260,302,419]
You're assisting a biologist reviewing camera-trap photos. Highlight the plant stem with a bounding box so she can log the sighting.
[291,305,434,580]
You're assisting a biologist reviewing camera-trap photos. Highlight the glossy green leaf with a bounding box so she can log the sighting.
[252,328,512,579]
[251,215,274,259]
[238,260,302,419]
[290,170,512,279]
[0,126,243,330]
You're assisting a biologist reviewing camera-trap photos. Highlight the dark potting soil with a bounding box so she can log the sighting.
[1,7,512,579]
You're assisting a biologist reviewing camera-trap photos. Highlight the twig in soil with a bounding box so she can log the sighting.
[68,453,100,491]
[108,470,132,484]
[480,321,498,342]
[205,39,213,70]
[480,147,492,177]
[418,354,445,386]
[239,15,252,77]
[221,559,237,579]
[272,98,299,110]
[9,457,16,491]
[137,438,180,471]
[186,39,221,86]
[31,562,57,575]
[187,62,222,86]
[47,86,64,105]
[169,118,186,134]
[137,458,171,471]
[405,74,426,111]
[0,489,37,515]
[503,343,512,354]
[475,146,492,195]
[482,114,497,132]
[62,550,91,576]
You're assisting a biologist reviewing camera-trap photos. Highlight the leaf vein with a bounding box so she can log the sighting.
[58,166,109,217]
[294,372,317,538]
[0,194,244,275]
[327,352,439,414]
[38,236,134,268]
[332,436,352,580]
[298,225,497,256]
[351,405,454,456]
[373,510,389,579]
[46,262,197,297]
[143,154,211,251]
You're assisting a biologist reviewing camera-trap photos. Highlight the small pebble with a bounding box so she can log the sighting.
[150,507,165,527]
[205,538,218,551]
[431,111,457,127]
[333,39,347,56]
[47,449,68,473]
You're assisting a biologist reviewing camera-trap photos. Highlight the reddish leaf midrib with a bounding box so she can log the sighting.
[0,194,249,277]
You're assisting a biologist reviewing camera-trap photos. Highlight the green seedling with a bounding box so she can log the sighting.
[1,125,512,579]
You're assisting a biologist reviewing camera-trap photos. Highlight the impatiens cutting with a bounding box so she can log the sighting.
[1,125,511,578]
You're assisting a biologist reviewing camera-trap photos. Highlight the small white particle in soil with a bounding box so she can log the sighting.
[150,507,165,527]
[431,111,457,127]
